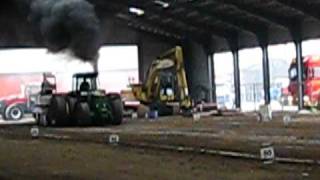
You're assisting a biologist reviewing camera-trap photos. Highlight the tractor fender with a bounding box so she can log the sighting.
[106,93,122,102]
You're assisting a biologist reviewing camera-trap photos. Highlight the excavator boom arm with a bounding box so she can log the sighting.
[131,46,191,108]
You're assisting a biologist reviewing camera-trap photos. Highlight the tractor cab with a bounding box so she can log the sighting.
[70,72,107,99]
[73,72,98,92]
[71,72,106,96]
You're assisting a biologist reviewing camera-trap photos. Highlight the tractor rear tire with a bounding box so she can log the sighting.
[48,96,68,126]
[110,96,123,125]
[66,97,77,115]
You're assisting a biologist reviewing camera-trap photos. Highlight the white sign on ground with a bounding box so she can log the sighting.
[131,112,138,119]
[30,126,39,138]
[192,113,201,121]
[108,134,120,145]
[260,144,275,164]
[283,114,292,127]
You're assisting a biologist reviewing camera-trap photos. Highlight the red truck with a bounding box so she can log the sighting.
[0,73,45,120]
[287,55,320,108]
[0,73,64,120]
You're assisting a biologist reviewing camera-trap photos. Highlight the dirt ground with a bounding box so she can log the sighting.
[1,112,320,179]
[6,112,316,160]
[0,137,319,180]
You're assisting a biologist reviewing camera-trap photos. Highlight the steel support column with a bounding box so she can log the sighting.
[294,40,304,110]
[208,53,217,103]
[232,50,241,109]
[137,43,144,82]
[262,45,271,104]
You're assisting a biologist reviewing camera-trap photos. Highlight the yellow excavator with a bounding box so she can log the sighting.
[129,46,192,116]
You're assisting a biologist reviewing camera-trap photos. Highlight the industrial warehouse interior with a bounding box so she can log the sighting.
[1,0,320,179]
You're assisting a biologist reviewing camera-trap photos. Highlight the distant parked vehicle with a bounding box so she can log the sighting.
[0,73,43,120]
[0,84,40,120]
[287,55,320,108]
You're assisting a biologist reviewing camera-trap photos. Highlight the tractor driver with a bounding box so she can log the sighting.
[41,76,55,95]
[80,80,90,92]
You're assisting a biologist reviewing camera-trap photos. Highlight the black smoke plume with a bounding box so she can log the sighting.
[29,0,101,64]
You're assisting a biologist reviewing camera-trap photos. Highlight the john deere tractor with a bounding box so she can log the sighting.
[33,72,123,126]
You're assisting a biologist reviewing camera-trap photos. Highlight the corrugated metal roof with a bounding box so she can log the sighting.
[2,0,320,52]
[97,0,320,52]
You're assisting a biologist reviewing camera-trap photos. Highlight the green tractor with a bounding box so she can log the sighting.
[33,72,123,126]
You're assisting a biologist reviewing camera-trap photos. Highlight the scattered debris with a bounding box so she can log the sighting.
[302,172,309,177]
[148,110,159,120]
[298,110,312,115]
[258,105,272,122]
[131,112,138,119]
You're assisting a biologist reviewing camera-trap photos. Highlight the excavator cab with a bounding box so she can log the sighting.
[158,69,176,101]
